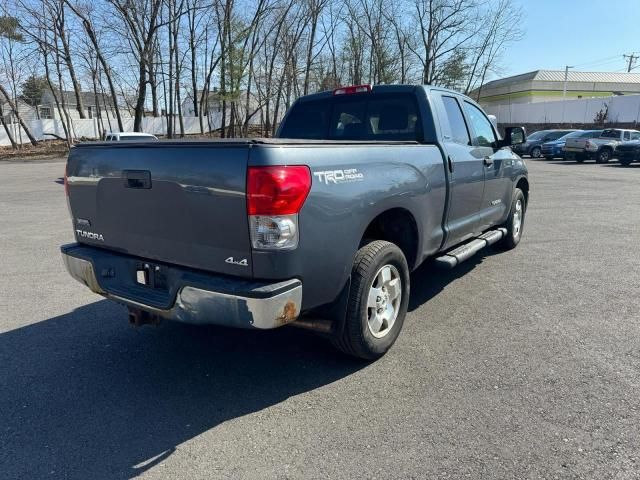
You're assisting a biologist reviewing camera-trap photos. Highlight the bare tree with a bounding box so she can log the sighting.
[64,0,125,131]
[107,0,163,131]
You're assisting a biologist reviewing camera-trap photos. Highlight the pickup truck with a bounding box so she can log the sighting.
[564,128,640,163]
[61,85,529,360]
[541,130,602,160]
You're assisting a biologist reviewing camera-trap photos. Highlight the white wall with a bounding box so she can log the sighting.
[486,94,640,125]
[0,116,214,146]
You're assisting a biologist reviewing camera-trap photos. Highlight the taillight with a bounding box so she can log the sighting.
[585,140,592,148]
[333,84,371,95]
[247,166,311,250]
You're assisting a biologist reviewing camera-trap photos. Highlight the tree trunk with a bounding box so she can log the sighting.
[0,85,38,146]
[65,7,125,131]
[133,60,147,132]
[0,104,18,149]
[58,7,86,119]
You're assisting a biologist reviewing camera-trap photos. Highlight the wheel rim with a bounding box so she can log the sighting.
[513,198,523,239]
[532,148,541,158]
[600,151,609,162]
[366,264,402,338]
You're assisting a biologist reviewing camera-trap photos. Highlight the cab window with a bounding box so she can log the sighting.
[463,101,496,148]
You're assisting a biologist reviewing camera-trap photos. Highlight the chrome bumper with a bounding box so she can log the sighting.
[62,250,302,329]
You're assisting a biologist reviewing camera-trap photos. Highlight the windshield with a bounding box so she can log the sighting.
[579,130,603,138]
[279,93,422,141]
[558,131,587,140]
[526,131,547,141]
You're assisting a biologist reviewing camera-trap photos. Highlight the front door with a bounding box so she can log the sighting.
[462,100,513,231]
[432,93,485,249]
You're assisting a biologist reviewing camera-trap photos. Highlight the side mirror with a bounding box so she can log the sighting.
[500,126,526,148]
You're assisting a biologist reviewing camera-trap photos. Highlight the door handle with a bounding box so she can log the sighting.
[123,170,152,189]
[483,156,493,166]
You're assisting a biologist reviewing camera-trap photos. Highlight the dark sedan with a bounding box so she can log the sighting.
[512,129,577,158]
[615,140,640,166]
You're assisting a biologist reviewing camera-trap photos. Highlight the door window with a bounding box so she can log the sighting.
[463,102,496,148]
[439,96,471,145]
[624,131,631,141]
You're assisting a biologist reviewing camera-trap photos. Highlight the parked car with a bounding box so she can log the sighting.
[511,129,577,158]
[614,139,640,166]
[541,130,602,160]
[61,84,529,360]
[564,128,640,163]
[105,132,158,141]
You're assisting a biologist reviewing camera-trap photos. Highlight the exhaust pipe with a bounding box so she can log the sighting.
[128,308,161,327]
[290,318,334,334]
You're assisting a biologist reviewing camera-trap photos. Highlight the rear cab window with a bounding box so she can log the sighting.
[279,93,422,141]
[601,129,622,139]
[438,96,471,145]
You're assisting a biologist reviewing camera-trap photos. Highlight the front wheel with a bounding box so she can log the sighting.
[332,240,410,360]
[501,188,526,250]
[530,146,542,158]
[596,149,612,164]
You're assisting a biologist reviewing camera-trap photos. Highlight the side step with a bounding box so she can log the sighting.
[434,228,507,269]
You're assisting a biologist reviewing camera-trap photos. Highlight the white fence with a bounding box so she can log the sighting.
[0,116,213,147]
[486,94,640,125]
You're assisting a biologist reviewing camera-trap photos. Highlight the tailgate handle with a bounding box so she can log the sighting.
[124,170,151,189]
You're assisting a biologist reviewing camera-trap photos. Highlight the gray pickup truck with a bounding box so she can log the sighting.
[61,85,529,359]
[564,128,640,163]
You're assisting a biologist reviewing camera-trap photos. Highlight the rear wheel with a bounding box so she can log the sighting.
[530,146,542,158]
[596,148,612,164]
[501,188,526,250]
[332,240,409,360]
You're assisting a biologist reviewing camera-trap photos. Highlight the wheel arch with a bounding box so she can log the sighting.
[515,176,530,204]
[360,207,420,270]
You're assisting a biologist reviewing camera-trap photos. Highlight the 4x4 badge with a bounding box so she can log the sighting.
[225,257,248,267]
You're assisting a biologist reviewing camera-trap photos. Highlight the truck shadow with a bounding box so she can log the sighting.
[408,247,500,312]
[0,301,365,479]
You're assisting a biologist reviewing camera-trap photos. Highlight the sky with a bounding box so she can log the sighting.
[500,0,640,77]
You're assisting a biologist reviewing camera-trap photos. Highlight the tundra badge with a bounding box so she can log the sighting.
[76,229,105,241]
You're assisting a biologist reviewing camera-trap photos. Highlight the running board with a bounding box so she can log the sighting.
[434,228,507,269]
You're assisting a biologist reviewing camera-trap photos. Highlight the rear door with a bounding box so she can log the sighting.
[462,100,513,231]
[432,92,484,248]
[66,142,253,277]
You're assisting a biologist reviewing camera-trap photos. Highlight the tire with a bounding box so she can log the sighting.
[332,240,410,360]
[501,188,526,250]
[530,146,542,158]
[596,148,612,164]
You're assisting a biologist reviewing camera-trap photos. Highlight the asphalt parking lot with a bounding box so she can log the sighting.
[1,157,639,479]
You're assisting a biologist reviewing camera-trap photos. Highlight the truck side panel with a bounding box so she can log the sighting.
[248,143,447,311]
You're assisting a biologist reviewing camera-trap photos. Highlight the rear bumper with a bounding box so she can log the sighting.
[61,244,302,329]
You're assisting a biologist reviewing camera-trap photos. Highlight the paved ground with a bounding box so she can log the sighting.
[1,158,639,480]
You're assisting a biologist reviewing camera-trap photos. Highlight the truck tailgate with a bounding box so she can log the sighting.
[564,138,588,150]
[66,142,253,277]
